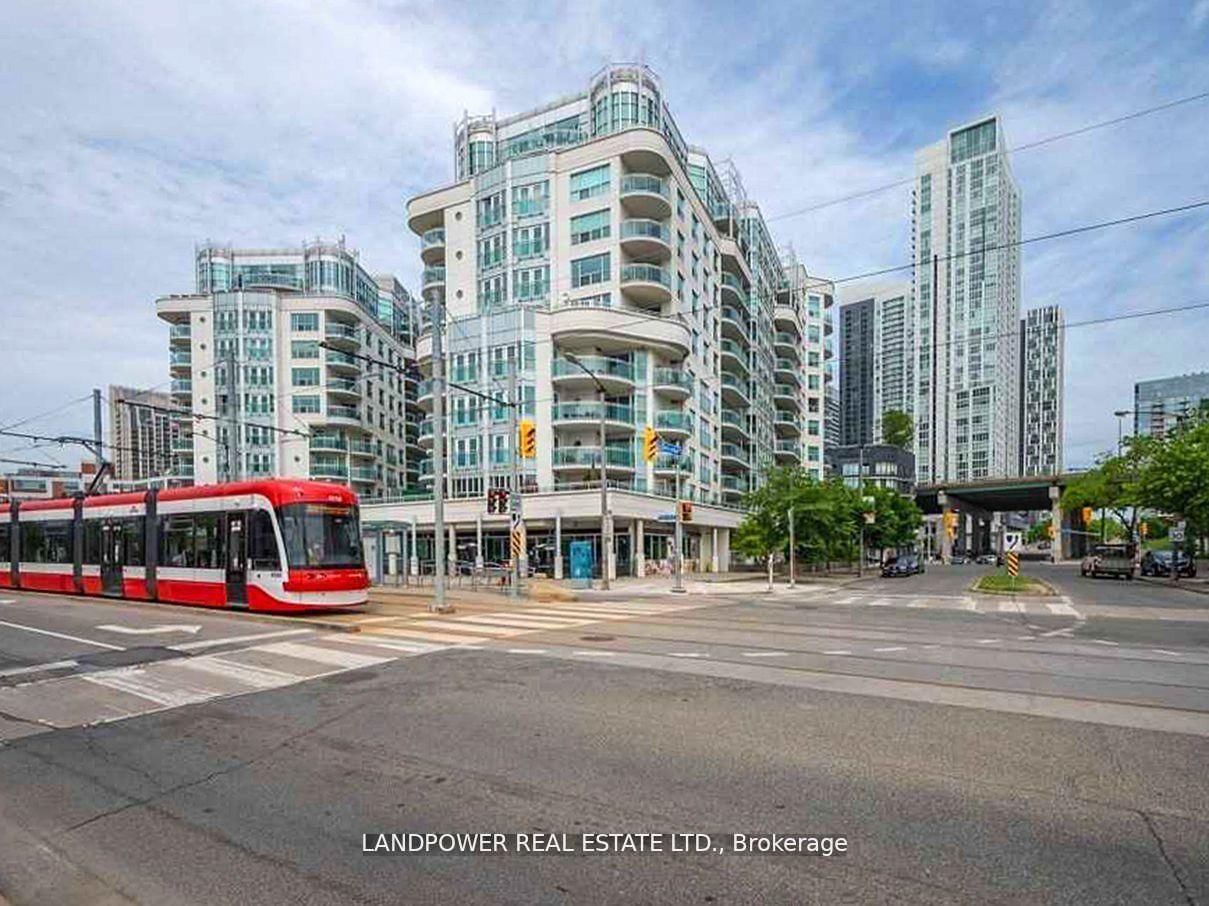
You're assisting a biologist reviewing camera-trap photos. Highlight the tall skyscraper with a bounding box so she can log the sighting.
[838,281,914,447]
[156,241,421,495]
[912,116,1022,483]
[108,385,181,482]
[1134,371,1209,438]
[1018,305,1064,475]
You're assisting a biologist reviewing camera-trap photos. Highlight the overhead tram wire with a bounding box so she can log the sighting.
[0,393,95,433]
[764,88,1209,223]
[418,196,1209,358]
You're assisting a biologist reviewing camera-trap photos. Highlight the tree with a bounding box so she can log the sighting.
[881,409,913,449]
[1026,521,1051,544]
[860,483,923,555]
[1136,416,1209,543]
[1061,435,1156,537]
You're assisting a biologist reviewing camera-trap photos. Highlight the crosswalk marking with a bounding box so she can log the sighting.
[328,636,442,655]
[519,607,631,620]
[375,627,496,644]
[998,600,1022,613]
[407,619,528,636]
[454,614,586,629]
[1046,601,1081,616]
[171,628,314,652]
[180,656,303,690]
[81,668,221,708]
[253,641,390,669]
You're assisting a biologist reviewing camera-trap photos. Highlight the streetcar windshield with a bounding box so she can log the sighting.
[278,503,364,568]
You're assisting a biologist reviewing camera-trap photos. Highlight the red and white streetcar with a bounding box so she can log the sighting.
[0,479,368,613]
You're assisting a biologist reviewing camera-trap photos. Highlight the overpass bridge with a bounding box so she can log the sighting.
[914,473,1090,563]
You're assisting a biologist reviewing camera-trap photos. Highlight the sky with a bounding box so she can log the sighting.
[1,0,1207,472]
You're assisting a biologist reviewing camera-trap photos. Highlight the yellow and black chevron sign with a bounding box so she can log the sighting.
[1006,551,1020,577]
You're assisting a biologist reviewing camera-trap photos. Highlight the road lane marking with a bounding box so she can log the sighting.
[179,657,302,690]
[997,601,1021,613]
[455,614,586,628]
[908,599,928,608]
[571,650,616,657]
[867,599,890,607]
[0,659,79,678]
[1016,635,1036,640]
[0,620,125,651]
[253,641,390,669]
[96,624,202,636]
[823,650,852,655]
[409,619,527,636]
[873,646,906,652]
[374,627,493,644]
[976,639,999,645]
[669,652,705,658]
[170,628,314,651]
[507,648,548,654]
[81,668,220,708]
[1092,639,1119,646]
[1046,601,1081,616]
[0,599,16,605]
[1040,627,1074,638]
[741,651,788,658]
[1151,649,1181,656]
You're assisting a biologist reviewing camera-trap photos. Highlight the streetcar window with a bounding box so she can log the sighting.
[248,510,280,570]
[278,503,363,569]
[0,523,9,562]
[83,520,102,564]
[22,520,72,564]
[160,515,196,568]
[194,513,223,569]
[122,518,145,566]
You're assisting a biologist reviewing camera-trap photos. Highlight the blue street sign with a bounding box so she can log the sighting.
[658,439,682,456]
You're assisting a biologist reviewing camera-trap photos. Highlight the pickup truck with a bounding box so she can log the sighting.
[1081,543,1137,580]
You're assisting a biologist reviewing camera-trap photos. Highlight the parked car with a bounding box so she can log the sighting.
[882,554,925,578]
[950,554,968,565]
[1140,550,1198,578]
[1081,543,1137,580]
[975,553,997,565]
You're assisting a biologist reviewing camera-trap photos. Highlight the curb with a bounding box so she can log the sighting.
[967,576,1058,598]
[1137,576,1209,597]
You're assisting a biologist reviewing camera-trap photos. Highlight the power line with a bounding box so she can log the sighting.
[765,88,1209,223]
[0,394,94,433]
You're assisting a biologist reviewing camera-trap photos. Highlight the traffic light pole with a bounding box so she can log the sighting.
[672,462,685,594]
[598,387,611,591]
[508,366,522,600]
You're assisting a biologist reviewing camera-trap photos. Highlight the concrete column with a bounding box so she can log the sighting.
[1049,485,1062,564]
[711,527,720,573]
[634,519,645,577]
[408,519,418,577]
[718,527,731,572]
[475,515,484,571]
[448,524,457,577]
[553,513,564,580]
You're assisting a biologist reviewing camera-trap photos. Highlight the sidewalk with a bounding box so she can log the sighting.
[1137,575,1209,596]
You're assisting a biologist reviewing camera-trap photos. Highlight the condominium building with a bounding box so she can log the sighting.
[912,116,1022,483]
[155,241,421,496]
[1018,305,1064,475]
[368,63,831,577]
[837,281,914,447]
[1134,371,1209,438]
[107,385,181,483]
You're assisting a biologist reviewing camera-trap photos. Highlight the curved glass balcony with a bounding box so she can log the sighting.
[620,173,671,219]
[552,446,635,469]
[652,367,691,400]
[422,266,446,290]
[309,436,347,452]
[327,404,361,422]
[552,402,634,430]
[654,410,692,435]
[552,356,636,392]
[620,263,671,309]
[421,228,446,264]
[620,219,672,259]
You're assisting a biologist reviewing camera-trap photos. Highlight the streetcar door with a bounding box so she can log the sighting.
[225,512,248,608]
[100,521,123,597]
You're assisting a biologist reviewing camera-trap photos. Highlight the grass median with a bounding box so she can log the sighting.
[973,572,1050,596]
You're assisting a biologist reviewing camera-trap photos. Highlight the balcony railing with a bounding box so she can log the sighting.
[552,402,633,424]
[349,439,374,455]
[311,461,349,479]
[169,324,192,339]
[721,410,746,429]
[621,263,670,287]
[325,349,359,367]
[310,436,347,451]
[552,356,635,382]
[620,219,671,243]
[422,266,446,286]
[169,351,192,366]
[328,404,360,420]
[620,174,668,198]
[720,443,747,461]
[327,376,360,392]
[775,332,797,346]
[654,410,693,432]
[171,379,192,394]
[552,446,635,468]
[325,323,359,341]
[421,227,445,249]
[350,465,377,482]
[652,368,691,389]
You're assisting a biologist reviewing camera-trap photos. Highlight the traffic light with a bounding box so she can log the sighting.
[679,500,693,523]
[518,419,536,458]
[1081,507,1093,526]
[643,426,659,463]
[1047,523,1057,540]
[1140,521,1149,538]
[487,487,511,514]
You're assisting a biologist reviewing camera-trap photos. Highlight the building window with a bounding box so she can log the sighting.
[291,340,319,359]
[511,181,549,218]
[570,209,610,245]
[514,223,549,259]
[291,313,319,332]
[571,253,610,288]
[570,164,610,201]
[513,265,549,303]
[292,368,320,387]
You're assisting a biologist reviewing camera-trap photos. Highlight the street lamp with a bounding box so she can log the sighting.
[562,352,612,591]
[1113,409,1132,455]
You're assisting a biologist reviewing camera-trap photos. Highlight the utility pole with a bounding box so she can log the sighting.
[430,303,450,613]
[508,364,522,600]
[224,346,241,481]
[857,444,865,577]
[788,505,796,588]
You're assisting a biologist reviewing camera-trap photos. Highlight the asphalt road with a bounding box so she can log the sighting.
[1,583,1207,904]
